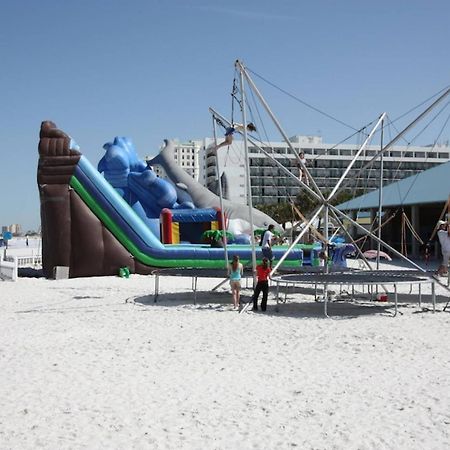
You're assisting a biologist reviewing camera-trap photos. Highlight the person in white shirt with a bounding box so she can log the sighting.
[436,220,450,276]
[214,122,257,150]
[297,152,309,186]
[261,224,275,268]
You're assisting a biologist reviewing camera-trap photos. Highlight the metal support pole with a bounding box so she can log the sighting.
[212,277,229,292]
[357,88,450,175]
[377,118,385,270]
[238,64,258,284]
[394,284,398,317]
[154,273,159,303]
[431,281,435,313]
[327,113,386,202]
[209,107,321,202]
[271,205,324,274]
[212,118,229,268]
[323,205,329,311]
[193,276,198,305]
[236,60,324,200]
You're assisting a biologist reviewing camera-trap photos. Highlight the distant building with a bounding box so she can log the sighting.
[204,135,450,206]
[145,134,450,210]
[2,224,22,236]
[146,139,202,182]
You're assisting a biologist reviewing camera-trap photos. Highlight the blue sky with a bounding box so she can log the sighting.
[1,0,449,231]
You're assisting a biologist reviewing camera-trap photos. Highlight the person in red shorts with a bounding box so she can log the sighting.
[252,257,272,312]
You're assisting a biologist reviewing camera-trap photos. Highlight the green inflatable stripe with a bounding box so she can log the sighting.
[70,176,228,268]
[70,176,302,269]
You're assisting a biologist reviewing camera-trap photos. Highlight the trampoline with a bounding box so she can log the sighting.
[151,267,254,304]
[271,269,437,317]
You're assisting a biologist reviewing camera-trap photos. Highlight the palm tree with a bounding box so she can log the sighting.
[201,230,234,247]
[254,228,281,237]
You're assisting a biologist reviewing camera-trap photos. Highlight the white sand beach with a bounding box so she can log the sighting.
[1,250,450,449]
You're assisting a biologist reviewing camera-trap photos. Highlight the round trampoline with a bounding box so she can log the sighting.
[271,269,437,317]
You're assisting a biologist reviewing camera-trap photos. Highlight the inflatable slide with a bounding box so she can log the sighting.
[37,121,304,278]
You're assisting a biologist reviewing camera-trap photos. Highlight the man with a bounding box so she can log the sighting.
[261,224,275,268]
[436,220,450,276]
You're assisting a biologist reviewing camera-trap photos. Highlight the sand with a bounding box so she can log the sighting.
[1,243,450,449]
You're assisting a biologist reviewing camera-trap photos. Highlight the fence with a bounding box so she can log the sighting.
[0,253,42,281]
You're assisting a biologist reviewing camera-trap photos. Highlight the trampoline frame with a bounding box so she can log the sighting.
[271,270,436,317]
[150,267,438,318]
[151,268,253,305]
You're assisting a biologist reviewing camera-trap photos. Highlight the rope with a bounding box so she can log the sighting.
[401,212,407,256]
[395,106,450,206]
[428,197,450,242]
[353,210,398,244]
[246,66,361,132]
[402,213,424,245]
[291,202,326,243]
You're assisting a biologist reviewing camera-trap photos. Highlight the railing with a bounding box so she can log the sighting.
[13,255,43,268]
[0,255,17,281]
[0,253,42,281]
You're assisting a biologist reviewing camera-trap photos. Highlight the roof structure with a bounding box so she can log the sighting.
[337,160,450,211]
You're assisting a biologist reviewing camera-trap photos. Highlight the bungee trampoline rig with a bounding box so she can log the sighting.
[209,61,450,316]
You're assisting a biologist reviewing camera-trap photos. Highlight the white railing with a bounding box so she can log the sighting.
[0,254,18,281]
[14,255,43,268]
[0,252,42,281]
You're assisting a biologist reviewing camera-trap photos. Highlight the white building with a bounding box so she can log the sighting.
[2,224,22,235]
[146,139,202,182]
[146,135,450,207]
[204,135,450,206]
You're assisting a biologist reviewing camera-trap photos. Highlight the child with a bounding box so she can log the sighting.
[251,257,272,312]
[229,255,244,309]
[215,122,257,150]
[297,152,309,186]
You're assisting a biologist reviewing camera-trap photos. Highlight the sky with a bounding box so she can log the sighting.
[0,0,449,232]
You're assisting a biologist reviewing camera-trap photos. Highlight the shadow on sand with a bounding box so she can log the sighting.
[132,284,443,318]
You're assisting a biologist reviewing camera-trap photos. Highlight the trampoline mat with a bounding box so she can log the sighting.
[272,270,432,285]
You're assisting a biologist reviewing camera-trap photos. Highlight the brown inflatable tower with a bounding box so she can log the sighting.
[37,121,152,278]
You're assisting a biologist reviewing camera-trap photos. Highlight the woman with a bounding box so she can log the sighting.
[229,255,244,309]
[251,257,271,312]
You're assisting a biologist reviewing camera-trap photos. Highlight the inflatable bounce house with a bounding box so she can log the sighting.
[37,121,309,278]
[160,208,224,244]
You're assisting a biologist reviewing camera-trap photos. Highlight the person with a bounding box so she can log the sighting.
[296,152,309,186]
[251,257,272,311]
[215,122,257,150]
[229,255,244,309]
[436,220,450,276]
[26,237,29,247]
[261,224,275,268]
